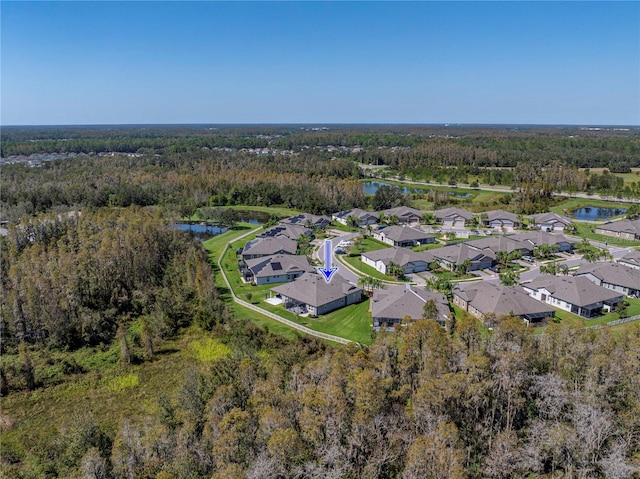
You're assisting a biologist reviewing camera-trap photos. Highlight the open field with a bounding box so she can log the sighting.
[580,167,640,187]
[0,325,228,459]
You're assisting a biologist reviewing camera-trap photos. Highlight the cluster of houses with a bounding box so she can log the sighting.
[233,207,640,333]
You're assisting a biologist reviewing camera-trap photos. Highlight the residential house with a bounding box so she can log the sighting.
[431,243,495,272]
[465,236,530,257]
[371,284,450,331]
[270,273,363,317]
[594,219,640,241]
[433,207,475,229]
[530,212,573,232]
[373,225,435,248]
[258,223,313,241]
[241,237,298,262]
[362,247,434,275]
[280,213,332,230]
[452,282,555,324]
[481,210,521,231]
[243,254,314,285]
[508,231,577,253]
[574,262,640,298]
[379,206,424,225]
[521,275,623,318]
[618,250,640,270]
[332,208,379,227]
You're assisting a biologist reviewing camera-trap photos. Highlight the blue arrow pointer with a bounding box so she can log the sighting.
[317,240,338,283]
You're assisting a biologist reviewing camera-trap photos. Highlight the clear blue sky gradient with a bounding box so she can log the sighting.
[2,1,639,125]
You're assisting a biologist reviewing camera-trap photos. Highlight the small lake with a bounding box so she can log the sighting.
[572,206,627,221]
[174,223,228,237]
[363,181,472,198]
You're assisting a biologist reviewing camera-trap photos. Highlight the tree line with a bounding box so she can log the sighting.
[4,311,640,478]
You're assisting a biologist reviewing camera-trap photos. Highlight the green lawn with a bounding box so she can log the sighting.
[353,236,390,253]
[341,254,397,281]
[306,300,373,345]
[549,297,640,328]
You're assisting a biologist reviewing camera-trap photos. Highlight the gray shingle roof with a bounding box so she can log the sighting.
[258,224,312,240]
[575,261,640,290]
[333,208,379,221]
[485,209,519,222]
[371,284,449,322]
[245,254,314,279]
[596,219,640,236]
[530,212,573,225]
[363,247,434,267]
[433,207,475,220]
[432,243,495,264]
[242,237,298,256]
[522,275,623,307]
[508,231,576,248]
[453,282,555,318]
[465,236,525,254]
[619,250,640,267]
[377,225,434,243]
[270,273,362,308]
[380,206,424,220]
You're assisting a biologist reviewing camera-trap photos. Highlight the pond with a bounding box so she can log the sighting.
[363,181,473,198]
[572,206,627,221]
[174,223,228,239]
[363,181,425,195]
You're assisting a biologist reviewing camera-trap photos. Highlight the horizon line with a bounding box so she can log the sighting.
[3,122,640,129]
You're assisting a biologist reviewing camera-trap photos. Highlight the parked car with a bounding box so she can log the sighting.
[522,255,535,263]
[488,266,500,273]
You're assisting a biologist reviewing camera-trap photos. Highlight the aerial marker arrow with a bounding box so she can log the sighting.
[317,240,338,283]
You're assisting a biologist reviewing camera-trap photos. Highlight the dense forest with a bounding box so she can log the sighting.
[2,125,639,222]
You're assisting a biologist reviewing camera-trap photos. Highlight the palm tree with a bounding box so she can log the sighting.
[387,262,404,280]
[421,212,436,225]
[539,261,569,275]
[499,269,520,286]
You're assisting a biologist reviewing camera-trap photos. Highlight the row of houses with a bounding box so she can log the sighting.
[332,206,574,232]
[234,211,639,333]
[362,229,578,276]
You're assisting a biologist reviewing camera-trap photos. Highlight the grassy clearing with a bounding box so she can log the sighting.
[0,330,199,451]
[580,168,640,187]
[187,337,232,362]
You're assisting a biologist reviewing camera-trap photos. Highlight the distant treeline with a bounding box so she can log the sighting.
[0,149,367,222]
[3,125,639,170]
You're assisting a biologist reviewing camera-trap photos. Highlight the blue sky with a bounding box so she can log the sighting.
[2,1,639,125]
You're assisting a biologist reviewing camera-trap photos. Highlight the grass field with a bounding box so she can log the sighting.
[580,168,640,187]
